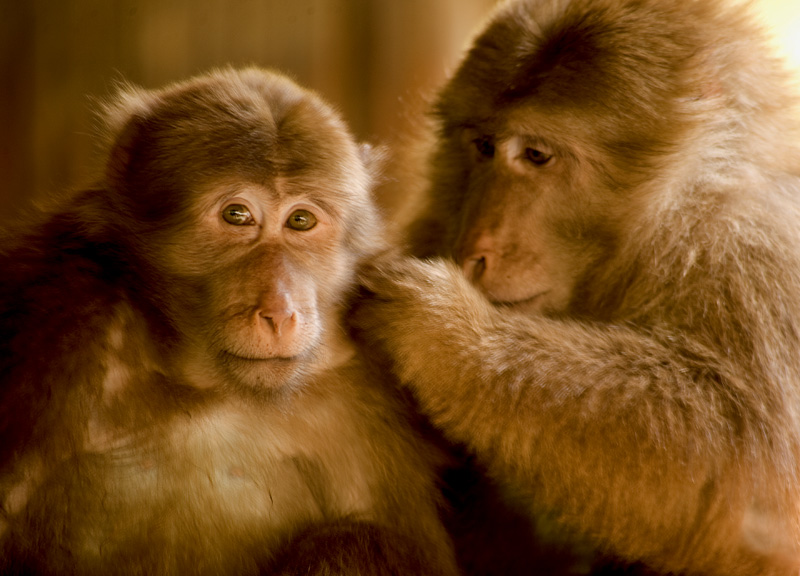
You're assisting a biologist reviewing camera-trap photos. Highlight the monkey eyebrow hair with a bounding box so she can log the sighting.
[438,120,490,138]
[516,134,553,149]
[457,121,501,134]
[293,194,346,224]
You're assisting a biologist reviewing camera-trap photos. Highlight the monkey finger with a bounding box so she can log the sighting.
[356,257,412,296]
[357,255,442,297]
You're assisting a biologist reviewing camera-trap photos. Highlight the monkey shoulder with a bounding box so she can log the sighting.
[626,184,800,321]
[0,234,134,460]
[0,230,127,352]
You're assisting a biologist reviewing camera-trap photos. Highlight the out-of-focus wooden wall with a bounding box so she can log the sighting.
[1,0,797,224]
[0,0,496,222]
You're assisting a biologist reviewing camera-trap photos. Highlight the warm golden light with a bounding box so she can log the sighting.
[757,0,800,70]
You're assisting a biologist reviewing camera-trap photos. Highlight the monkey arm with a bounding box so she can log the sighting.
[355,256,799,572]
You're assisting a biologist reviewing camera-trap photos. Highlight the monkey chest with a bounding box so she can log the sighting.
[19,413,376,571]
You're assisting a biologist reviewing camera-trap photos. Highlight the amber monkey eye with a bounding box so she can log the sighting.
[222,204,255,226]
[286,209,317,231]
[525,147,553,166]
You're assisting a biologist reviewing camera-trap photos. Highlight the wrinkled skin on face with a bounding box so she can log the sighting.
[440,111,616,316]
[144,174,355,392]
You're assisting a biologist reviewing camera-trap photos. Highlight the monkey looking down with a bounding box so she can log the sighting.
[0,67,457,576]
[353,0,800,574]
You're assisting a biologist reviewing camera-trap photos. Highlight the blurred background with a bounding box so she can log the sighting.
[1,0,799,222]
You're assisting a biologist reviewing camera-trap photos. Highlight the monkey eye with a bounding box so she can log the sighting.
[525,148,553,166]
[472,136,495,159]
[222,204,255,226]
[286,209,317,231]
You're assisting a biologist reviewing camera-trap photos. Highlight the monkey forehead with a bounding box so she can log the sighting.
[435,0,727,124]
[103,67,363,178]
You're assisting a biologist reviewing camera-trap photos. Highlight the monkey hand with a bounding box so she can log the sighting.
[352,255,495,401]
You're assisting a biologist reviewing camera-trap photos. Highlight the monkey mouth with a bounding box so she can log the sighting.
[221,351,300,365]
[218,350,312,390]
[215,335,321,386]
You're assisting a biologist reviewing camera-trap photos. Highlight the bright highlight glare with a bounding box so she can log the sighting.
[758,0,800,70]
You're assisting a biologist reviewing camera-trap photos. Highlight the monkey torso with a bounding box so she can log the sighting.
[0,249,443,575]
[11,375,404,574]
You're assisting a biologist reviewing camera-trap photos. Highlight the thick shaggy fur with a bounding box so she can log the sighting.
[0,67,456,575]
[354,1,800,574]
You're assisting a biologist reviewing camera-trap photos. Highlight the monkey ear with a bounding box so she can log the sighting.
[105,114,146,191]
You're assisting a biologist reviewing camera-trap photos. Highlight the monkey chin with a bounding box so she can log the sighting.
[218,349,319,394]
[175,342,321,394]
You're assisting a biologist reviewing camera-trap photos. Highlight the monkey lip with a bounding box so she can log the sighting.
[219,349,314,390]
[221,351,301,365]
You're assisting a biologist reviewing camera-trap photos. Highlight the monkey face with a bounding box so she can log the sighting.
[147,178,357,391]
[452,123,573,314]
[101,68,381,391]
[417,0,696,317]
[432,105,619,316]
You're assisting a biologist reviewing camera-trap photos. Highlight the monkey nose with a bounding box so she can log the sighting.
[462,255,488,283]
[259,307,298,337]
[458,230,494,283]
[257,290,298,337]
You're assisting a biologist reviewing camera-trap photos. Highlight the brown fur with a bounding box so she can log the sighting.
[354,1,800,574]
[0,67,457,576]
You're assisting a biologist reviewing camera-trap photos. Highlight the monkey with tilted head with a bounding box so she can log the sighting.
[353,0,800,574]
